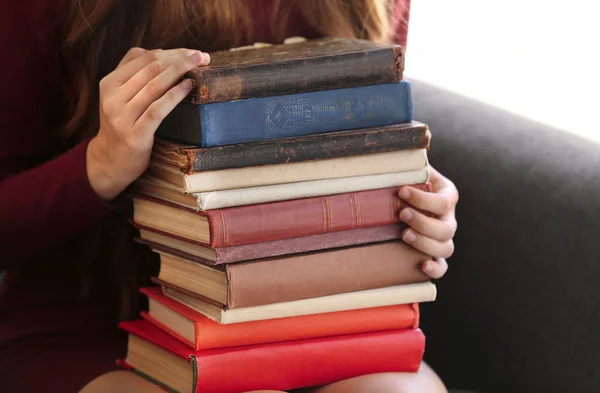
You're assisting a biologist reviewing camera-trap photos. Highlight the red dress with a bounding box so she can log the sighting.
[0,1,410,392]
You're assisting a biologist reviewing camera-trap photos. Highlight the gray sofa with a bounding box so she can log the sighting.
[411,80,600,393]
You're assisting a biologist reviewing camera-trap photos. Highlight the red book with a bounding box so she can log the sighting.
[140,286,420,350]
[132,184,431,247]
[119,319,425,393]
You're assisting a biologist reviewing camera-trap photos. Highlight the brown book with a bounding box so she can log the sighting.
[152,241,430,309]
[152,122,431,173]
[184,37,404,104]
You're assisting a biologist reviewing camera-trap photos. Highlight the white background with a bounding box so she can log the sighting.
[404,0,600,142]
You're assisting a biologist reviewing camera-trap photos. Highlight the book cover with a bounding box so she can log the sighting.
[157,81,413,146]
[132,184,432,248]
[182,37,404,104]
[145,148,428,193]
[152,121,431,173]
[141,286,420,350]
[137,168,430,210]
[155,241,431,308]
[119,319,425,393]
[132,222,409,265]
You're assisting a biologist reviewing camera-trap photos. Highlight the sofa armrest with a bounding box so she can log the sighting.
[410,79,600,393]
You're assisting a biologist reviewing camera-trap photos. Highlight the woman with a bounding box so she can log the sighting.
[0,0,458,392]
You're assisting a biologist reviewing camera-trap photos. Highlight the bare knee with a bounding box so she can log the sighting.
[305,362,448,393]
[79,370,164,393]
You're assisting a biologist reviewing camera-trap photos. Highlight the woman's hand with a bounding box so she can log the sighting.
[398,166,458,279]
[86,47,210,200]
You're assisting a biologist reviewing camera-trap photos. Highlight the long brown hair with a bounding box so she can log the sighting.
[59,0,405,320]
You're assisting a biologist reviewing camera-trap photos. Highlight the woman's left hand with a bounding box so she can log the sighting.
[398,166,459,279]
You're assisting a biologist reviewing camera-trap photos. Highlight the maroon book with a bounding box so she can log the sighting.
[132,222,410,265]
[132,184,431,248]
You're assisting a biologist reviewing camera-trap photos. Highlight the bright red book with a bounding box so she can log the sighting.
[140,286,420,350]
[119,319,425,393]
[133,184,431,247]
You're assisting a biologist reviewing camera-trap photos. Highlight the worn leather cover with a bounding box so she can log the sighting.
[119,319,425,393]
[153,121,431,173]
[133,222,408,264]
[141,286,419,350]
[157,81,413,146]
[225,241,430,308]
[185,37,404,104]
[135,183,431,247]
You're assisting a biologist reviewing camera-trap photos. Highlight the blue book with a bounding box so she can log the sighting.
[157,81,413,147]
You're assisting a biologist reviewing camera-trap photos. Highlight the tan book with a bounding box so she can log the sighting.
[160,280,437,324]
[145,148,428,193]
[136,168,430,210]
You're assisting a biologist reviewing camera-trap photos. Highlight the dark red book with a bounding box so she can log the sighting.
[132,184,431,247]
[119,319,425,393]
[132,222,409,265]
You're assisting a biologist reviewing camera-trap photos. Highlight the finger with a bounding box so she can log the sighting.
[399,207,457,242]
[402,228,455,259]
[398,185,455,217]
[126,51,207,119]
[133,78,195,135]
[117,47,148,68]
[421,258,448,279]
[122,51,207,107]
[112,48,199,86]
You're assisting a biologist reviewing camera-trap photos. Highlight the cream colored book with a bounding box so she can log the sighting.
[145,148,429,193]
[137,167,430,210]
[162,282,437,324]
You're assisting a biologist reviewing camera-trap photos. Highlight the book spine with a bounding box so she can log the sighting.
[197,168,430,210]
[134,223,409,265]
[121,319,425,393]
[188,123,430,173]
[226,241,430,308]
[199,81,413,147]
[194,329,425,393]
[188,47,403,104]
[206,184,430,248]
[192,304,419,350]
[215,224,407,264]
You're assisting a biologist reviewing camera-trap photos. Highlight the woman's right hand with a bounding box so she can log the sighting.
[86,47,210,200]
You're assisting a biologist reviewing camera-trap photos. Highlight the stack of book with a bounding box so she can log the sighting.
[120,38,438,393]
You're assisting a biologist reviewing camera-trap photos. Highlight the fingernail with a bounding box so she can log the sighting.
[399,187,411,200]
[423,262,434,273]
[201,52,211,63]
[189,52,202,63]
[403,230,417,243]
[181,79,193,91]
[399,208,413,222]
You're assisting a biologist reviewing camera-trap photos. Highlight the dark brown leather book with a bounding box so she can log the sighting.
[153,122,430,173]
[185,37,404,104]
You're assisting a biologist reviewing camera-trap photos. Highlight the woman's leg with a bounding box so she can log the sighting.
[80,370,286,393]
[300,362,447,393]
[80,363,445,393]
